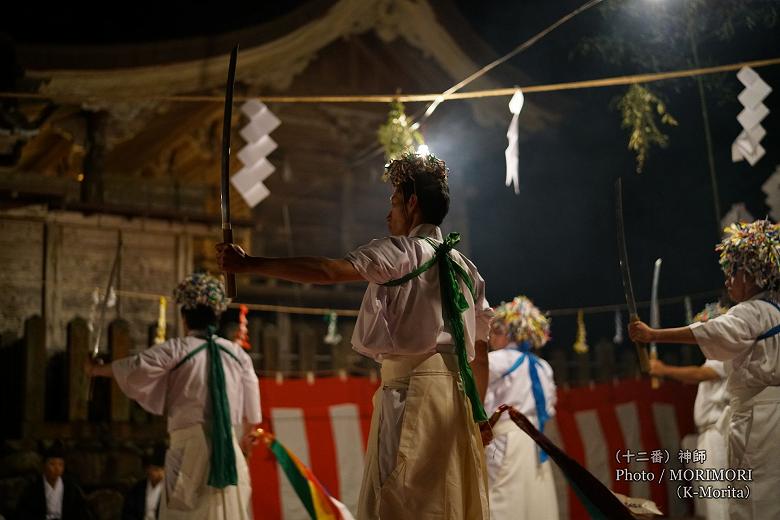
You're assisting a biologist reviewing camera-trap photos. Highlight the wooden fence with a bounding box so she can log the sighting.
[0,312,705,440]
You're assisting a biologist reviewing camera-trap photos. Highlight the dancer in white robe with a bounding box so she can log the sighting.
[218,153,493,520]
[630,220,780,520]
[484,296,558,520]
[86,273,262,520]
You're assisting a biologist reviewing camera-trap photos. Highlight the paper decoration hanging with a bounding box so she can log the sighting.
[154,297,167,345]
[732,66,771,166]
[235,304,251,350]
[613,310,624,344]
[573,310,589,354]
[323,311,342,346]
[761,165,780,222]
[684,296,693,325]
[232,100,281,208]
[504,88,523,194]
[721,202,755,232]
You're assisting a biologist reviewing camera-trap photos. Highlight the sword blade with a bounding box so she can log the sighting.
[650,257,662,388]
[650,258,662,345]
[92,235,122,358]
[615,178,650,373]
[220,45,238,227]
[221,45,239,298]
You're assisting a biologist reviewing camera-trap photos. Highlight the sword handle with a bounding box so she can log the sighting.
[650,349,660,389]
[222,228,237,298]
[629,313,651,374]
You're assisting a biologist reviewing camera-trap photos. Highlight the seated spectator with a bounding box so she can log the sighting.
[122,444,166,520]
[14,441,92,520]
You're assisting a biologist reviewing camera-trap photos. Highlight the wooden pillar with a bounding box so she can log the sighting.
[340,166,354,253]
[332,321,353,372]
[174,233,193,338]
[547,348,569,386]
[574,351,591,386]
[23,315,46,435]
[43,222,63,349]
[297,325,316,373]
[81,110,108,205]
[109,320,131,422]
[248,316,263,356]
[594,339,616,384]
[277,312,292,373]
[619,345,640,379]
[67,317,90,422]
[262,323,279,372]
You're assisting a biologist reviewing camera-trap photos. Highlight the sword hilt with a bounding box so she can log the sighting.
[628,313,651,374]
[650,349,660,389]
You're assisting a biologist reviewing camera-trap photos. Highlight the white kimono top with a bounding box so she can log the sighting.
[346,223,492,361]
[691,294,780,518]
[113,332,262,432]
[690,292,780,400]
[693,359,729,432]
[484,345,557,429]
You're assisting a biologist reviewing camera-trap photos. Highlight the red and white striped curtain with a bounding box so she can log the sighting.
[248,377,696,520]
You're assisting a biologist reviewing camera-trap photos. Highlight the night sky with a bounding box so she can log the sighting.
[3,0,779,350]
[449,0,780,349]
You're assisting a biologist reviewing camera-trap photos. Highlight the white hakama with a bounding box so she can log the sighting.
[113,334,261,520]
[347,223,493,520]
[484,346,559,520]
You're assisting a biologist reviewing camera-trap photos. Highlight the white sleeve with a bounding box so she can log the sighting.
[690,302,764,361]
[345,237,416,284]
[540,359,557,418]
[241,354,262,424]
[701,359,727,379]
[473,271,493,343]
[112,341,178,415]
[487,351,508,387]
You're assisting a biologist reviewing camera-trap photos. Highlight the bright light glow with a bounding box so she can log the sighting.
[417,144,430,156]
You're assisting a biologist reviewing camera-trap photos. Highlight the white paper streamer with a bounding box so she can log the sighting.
[613,310,624,344]
[504,89,524,195]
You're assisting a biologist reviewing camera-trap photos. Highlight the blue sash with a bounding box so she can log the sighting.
[757,299,780,341]
[501,341,549,463]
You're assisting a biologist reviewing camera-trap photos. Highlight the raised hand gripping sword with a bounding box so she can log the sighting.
[615,178,650,374]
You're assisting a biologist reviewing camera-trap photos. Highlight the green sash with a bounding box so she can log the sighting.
[172,327,239,488]
[382,232,488,422]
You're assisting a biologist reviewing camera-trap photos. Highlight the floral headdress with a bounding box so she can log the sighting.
[382,151,448,187]
[717,219,780,291]
[492,295,551,349]
[173,272,230,313]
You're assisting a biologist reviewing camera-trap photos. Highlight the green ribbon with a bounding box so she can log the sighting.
[383,232,488,422]
[172,326,238,488]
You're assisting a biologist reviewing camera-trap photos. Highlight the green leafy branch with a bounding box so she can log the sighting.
[617,84,678,173]
[377,100,424,162]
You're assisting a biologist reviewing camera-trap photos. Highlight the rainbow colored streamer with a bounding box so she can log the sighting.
[257,429,351,520]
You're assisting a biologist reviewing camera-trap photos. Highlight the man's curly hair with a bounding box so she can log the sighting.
[383,152,450,225]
